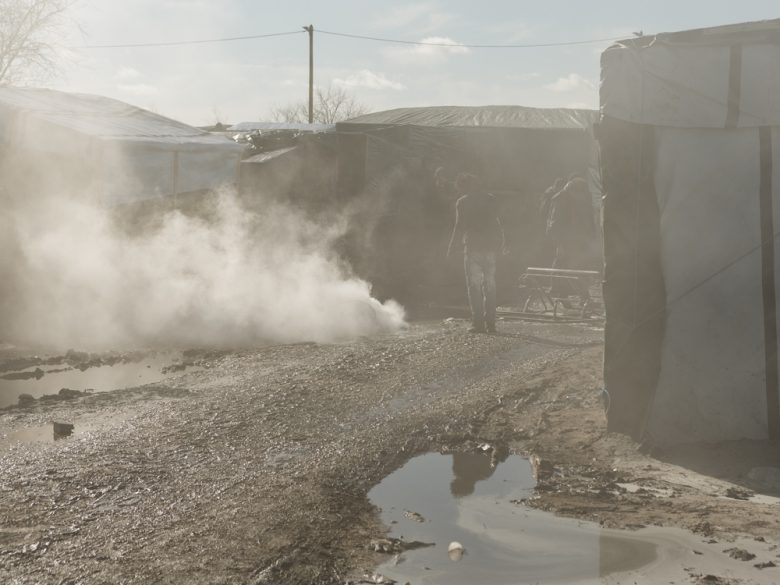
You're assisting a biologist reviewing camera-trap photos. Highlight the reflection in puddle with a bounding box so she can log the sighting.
[0,353,198,409]
[369,452,661,585]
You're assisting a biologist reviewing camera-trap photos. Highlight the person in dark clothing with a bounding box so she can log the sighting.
[539,177,566,231]
[546,177,595,300]
[546,177,594,270]
[447,173,506,333]
[536,177,566,267]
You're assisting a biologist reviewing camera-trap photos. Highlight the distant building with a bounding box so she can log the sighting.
[0,87,245,205]
[335,105,600,304]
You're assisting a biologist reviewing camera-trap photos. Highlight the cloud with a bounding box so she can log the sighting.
[115,67,141,81]
[505,72,541,82]
[333,70,405,91]
[414,36,469,56]
[544,73,595,93]
[117,83,159,96]
[385,36,470,65]
[372,2,455,33]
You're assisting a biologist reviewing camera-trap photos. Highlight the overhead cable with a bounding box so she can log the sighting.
[317,29,626,48]
[69,28,626,50]
[71,30,305,49]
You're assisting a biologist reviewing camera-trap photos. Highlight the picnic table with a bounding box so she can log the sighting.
[519,267,602,319]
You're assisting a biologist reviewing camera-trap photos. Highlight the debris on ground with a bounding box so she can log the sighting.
[402,510,425,523]
[724,487,753,500]
[368,538,433,554]
[52,421,74,439]
[724,547,756,561]
[447,541,465,561]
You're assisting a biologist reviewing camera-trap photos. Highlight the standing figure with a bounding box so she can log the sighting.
[447,173,506,333]
[546,177,594,270]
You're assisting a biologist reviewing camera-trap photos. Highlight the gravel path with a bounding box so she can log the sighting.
[0,320,602,584]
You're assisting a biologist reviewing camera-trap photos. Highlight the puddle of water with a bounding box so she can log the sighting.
[0,410,139,448]
[0,353,198,409]
[369,453,777,585]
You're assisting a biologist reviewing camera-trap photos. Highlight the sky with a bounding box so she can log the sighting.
[48,0,780,126]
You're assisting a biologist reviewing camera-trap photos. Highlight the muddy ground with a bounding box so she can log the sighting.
[1,319,779,584]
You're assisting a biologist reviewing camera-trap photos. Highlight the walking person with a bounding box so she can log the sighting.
[447,173,506,333]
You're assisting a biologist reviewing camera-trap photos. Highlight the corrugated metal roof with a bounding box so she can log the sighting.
[229,122,335,133]
[0,87,244,148]
[338,105,597,130]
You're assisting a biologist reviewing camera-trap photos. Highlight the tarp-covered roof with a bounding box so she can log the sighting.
[338,105,597,130]
[618,17,780,47]
[603,18,780,128]
[0,87,243,148]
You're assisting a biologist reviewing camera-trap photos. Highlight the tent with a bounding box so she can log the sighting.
[0,87,245,205]
[336,106,600,304]
[600,19,780,445]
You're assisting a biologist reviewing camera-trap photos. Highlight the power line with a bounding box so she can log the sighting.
[68,28,626,51]
[317,29,626,48]
[70,30,304,49]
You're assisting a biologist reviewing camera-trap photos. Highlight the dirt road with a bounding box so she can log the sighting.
[1,320,778,584]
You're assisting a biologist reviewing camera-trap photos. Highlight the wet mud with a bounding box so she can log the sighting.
[1,321,778,585]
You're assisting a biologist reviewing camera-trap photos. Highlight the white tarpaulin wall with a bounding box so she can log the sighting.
[600,19,780,445]
[0,87,244,205]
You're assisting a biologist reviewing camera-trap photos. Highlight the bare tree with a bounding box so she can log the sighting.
[0,0,73,85]
[272,85,369,124]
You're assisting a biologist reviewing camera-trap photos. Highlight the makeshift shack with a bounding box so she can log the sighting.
[234,123,339,213]
[599,19,780,445]
[336,105,600,305]
[0,87,245,205]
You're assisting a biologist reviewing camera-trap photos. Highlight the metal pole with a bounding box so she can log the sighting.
[303,24,314,124]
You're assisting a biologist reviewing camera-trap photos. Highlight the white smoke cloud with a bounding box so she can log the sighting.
[3,190,405,350]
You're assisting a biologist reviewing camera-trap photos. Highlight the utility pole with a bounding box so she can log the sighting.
[303,24,314,124]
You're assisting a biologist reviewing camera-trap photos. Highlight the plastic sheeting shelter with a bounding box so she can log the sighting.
[336,106,599,304]
[600,19,780,446]
[0,87,244,205]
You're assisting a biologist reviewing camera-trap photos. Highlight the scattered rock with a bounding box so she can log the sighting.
[368,538,433,554]
[693,521,715,537]
[58,388,86,399]
[403,510,425,523]
[530,454,556,481]
[17,393,36,406]
[53,422,75,440]
[724,547,755,561]
[724,487,753,500]
[162,363,192,374]
[695,576,737,585]
[754,561,776,569]
[360,574,396,584]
